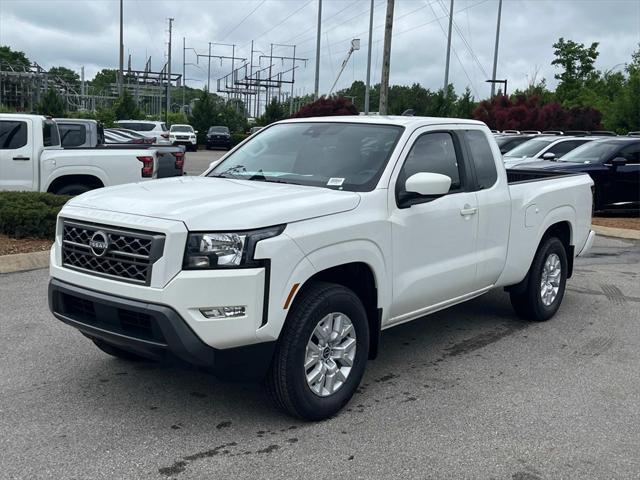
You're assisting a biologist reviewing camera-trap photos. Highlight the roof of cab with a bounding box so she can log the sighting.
[278,115,486,128]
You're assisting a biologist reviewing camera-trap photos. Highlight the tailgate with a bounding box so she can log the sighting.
[155,146,185,178]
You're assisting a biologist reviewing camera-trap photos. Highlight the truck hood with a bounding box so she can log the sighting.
[68,176,361,230]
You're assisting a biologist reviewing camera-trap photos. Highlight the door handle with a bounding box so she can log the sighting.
[12,156,30,161]
[460,205,478,216]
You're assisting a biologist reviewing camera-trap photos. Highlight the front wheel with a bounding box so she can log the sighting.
[54,183,92,196]
[265,282,369,420]
[510,236,568,322]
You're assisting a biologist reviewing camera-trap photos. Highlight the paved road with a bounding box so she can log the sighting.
[1,236,639,479]
[184,149,226,176]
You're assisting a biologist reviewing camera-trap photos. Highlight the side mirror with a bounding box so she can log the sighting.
[610,157,627,167]
[405,172,452,196]
[542,152,556,161]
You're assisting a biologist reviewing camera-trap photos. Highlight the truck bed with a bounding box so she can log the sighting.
[506,168,582,184]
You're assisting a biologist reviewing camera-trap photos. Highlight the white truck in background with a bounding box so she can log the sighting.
[0,114,183,194]
[48,116,595,420]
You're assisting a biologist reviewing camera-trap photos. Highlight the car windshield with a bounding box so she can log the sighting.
[208,126,229,134]
[207,122,404,192]
[171,125,193,132]
[558,141,620,163]
[504,138,556,158]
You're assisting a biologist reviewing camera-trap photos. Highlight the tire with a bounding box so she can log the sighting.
[54,183,92,196]
[92,339,144,361]
[265,281,369,420]
[510,236,568,322]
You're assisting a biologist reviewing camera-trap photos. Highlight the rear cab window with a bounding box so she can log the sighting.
[43,119,60,147]
[464,130,498,189]
[58,123,87,147]
[0,120,28,149]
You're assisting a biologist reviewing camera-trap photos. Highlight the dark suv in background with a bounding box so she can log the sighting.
[206,126,231,150]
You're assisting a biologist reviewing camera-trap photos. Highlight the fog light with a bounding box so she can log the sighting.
[199,306,246,319]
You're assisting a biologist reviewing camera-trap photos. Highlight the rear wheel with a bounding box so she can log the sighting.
[92,339,144,361]
[265,282,369,420]
[510,236,568,321]
[54,183,92,196]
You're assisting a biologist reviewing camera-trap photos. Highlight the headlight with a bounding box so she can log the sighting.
[183,225,284,269]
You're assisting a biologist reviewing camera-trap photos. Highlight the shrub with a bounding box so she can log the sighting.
[0,192,70,239]
[231,133,249,147]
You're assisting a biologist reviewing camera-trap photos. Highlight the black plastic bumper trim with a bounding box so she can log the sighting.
[48,278,276,381]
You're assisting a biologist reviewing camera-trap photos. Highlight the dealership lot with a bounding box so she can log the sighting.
[184,149,226,176]
[1,235,638,479]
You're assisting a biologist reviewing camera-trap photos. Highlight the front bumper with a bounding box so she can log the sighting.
[48,278,276,380]
[206,137,231,148]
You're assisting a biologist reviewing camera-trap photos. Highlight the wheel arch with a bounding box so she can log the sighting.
[46,174,105,194]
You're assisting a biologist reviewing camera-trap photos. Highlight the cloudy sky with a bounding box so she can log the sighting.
[0,0,639,101]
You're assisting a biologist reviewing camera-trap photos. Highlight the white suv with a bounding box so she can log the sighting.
[115,120,170,145]
[169,124,198,151]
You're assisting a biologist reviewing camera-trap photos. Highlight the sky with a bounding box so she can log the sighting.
[0,0,639,101]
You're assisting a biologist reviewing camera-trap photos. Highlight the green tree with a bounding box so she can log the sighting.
[610,46,640,132]
[552,38,600,105]
[188,90,217,144]
[257,97,286,125]
[36,88,66,116]
[454,88,475,118]
[166,111,188,127]
[0,45,30,68]
[112,90,141,120]
[90,69,117,94]
[48,66,80,89]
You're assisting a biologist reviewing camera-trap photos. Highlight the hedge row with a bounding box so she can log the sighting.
[231,133,249,147]
[0,192,70,239]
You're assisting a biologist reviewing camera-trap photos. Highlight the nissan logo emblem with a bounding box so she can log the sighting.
[89,231,109,257]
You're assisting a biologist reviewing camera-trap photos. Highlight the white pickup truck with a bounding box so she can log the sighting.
[0,114,182,194]
[48,116,595,420]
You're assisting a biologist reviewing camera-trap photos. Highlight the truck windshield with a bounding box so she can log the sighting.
[207,122,404,192]
[558,141,620,163]
[504,138,555,158]
[171,126,193,132]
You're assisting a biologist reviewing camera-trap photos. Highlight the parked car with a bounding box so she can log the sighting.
[115,120,170,144]
[503,136,596,167]
[206,126,231,149]
[56,118,185,180]
[512,138,640,213]
[494,134,537,155]
[48,115,595,420]
[0,114,179,194]
[169,124,198,151]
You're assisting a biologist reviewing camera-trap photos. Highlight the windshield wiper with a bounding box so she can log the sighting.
[210,165,246,178]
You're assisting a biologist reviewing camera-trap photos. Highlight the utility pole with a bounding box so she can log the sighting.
[182,37,186,110]
[379,0,394,115]
[314,0,322,100]
[118,0,124,94]
[207,42,212,92]
[166,18,174,122]
[490,0,503,97]
[364,0,374,114]
[290,45,296,115]
[443,0,454,92]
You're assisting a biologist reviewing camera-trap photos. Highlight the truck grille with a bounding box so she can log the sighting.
[61,220,165,285]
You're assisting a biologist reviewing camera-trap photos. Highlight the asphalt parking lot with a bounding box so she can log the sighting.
[1,235,639,479]
[184,149,227,176]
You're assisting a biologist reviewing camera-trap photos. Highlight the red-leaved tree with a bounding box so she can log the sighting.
[292,96,358,118]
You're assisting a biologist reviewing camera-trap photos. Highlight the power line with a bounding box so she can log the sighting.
[282,0,362,45]
[219,0,267,41]
[241,0,314,49]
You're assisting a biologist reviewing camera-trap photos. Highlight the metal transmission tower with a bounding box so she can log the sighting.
[379,0,395,115]
[443,0,454,92]
[166,18,174,122]
[490,0,503,97]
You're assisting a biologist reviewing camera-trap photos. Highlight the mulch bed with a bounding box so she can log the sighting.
[0,234,53,256]
[592,217,640,231]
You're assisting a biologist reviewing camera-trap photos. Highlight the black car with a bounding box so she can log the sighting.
[494,134,537,155]
[206,126,231,150]
[511,138,640,214]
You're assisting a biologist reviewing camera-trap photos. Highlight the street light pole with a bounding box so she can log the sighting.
[314,0,322,100]
[364,0,374,114]
[207,42,212,92]
[490,0,503,97]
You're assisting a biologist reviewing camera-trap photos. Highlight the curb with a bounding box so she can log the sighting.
[592,225,640,241]
[0,250,50,274]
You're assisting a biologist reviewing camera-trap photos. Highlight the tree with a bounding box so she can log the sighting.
[36,88,66,116]
[48,66,80,89]
[454,88,475,118]
[552,38,600,105]
[112,90,141,120]
[257,97,286,126]
[90,69,117,94]
[188,90,217,144]
[0,45,30,68]
[292,96,358,118]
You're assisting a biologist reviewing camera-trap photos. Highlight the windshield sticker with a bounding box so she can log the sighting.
[327,177,345,186]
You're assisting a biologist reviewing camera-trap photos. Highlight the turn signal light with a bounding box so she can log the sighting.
[174,151,185,170]
[137,156,154,177]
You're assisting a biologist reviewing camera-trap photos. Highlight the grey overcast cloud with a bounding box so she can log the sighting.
[0,0,639,99]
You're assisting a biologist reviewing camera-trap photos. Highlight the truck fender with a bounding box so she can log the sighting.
[44,166,109,193]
